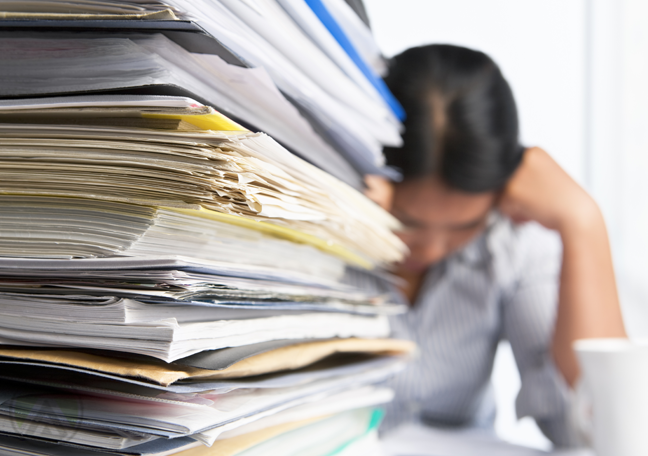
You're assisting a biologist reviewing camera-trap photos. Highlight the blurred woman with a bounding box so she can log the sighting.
[372,44,626,447]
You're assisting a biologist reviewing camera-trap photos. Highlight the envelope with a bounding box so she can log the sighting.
[0,338,415,386]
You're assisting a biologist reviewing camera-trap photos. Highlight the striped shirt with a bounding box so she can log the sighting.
[383,215,578,447]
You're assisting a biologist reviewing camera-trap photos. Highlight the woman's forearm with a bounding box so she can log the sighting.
[552,202,627,386]
[498,147,626,387]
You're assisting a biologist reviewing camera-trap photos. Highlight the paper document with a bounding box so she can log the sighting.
[0,312,390,362]
[0,338,413,385]
[0,104,406,266]
[0,34,363,185]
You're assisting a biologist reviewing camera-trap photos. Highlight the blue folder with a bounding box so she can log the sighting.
[304,0,406,121]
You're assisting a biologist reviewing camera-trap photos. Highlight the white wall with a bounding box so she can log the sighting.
[365,0,648,449]
[588,0,648,338]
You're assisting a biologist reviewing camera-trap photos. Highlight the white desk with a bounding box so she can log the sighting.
[381,423,594,456]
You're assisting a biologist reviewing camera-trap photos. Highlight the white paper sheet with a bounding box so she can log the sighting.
[0,311,389,361]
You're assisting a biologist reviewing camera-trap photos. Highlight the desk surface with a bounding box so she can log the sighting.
[381,423,594,456]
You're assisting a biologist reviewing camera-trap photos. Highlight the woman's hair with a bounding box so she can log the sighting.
[384,44,523,192]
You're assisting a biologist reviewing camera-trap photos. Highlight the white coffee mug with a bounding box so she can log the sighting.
[574,338,648,456]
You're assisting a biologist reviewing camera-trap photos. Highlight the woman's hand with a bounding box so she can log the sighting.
[498,147,598,234]
[500,147,626,387]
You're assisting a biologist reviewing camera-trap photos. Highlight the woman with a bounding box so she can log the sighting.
[370,44,626,447]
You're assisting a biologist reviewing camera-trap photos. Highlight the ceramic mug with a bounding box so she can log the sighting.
[574,338,648,456]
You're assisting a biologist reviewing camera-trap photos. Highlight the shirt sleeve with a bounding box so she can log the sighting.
[497,222,581,448]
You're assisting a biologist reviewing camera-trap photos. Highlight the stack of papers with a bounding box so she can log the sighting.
[0,339,413,454]
[0,0,405,185]
[0,2,414,455]
[0,34,365,186]
[0,96,405,267]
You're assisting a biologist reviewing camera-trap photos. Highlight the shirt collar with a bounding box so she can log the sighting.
[454,211,502,267]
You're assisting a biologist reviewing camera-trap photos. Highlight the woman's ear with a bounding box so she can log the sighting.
[364,175,394,211]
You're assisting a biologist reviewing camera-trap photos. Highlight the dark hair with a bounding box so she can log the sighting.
[384,44,523,192]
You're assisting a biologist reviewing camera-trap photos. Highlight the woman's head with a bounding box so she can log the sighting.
[384,44,522,271]
[385,44,522,190]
